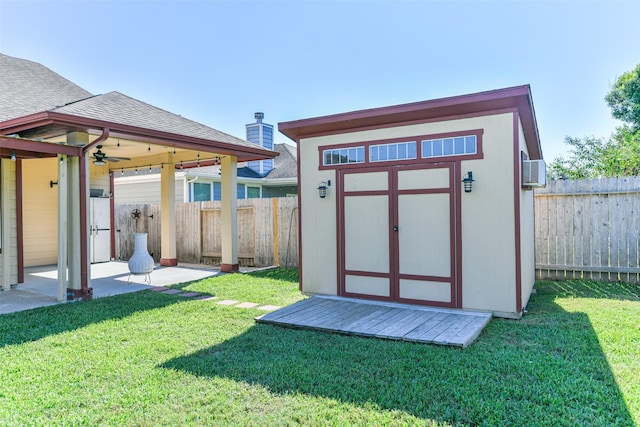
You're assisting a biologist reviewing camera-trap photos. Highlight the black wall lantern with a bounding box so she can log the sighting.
[462,171,475,193]
[318,180,331,199]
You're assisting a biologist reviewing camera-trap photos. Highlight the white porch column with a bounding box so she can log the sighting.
[1,159,13,290]
[66,154,81,293]
[57,155,68,301]
[220,155,238,272]
[160,153,177,266]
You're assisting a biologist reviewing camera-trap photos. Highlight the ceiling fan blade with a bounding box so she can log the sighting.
[105,156,131,162]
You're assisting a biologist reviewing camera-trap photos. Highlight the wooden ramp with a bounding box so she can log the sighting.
[256,296,492,348]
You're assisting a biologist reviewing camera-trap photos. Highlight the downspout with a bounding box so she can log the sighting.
[82,127,110,154]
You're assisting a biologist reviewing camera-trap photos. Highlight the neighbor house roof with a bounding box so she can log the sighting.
[279,85,543,160]
[184,143,297,181]
[0,53,276,162]
[265,143,297,180]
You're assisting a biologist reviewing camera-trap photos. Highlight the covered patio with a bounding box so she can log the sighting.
[0,53,277,303]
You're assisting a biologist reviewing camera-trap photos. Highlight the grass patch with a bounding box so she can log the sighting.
[0,270,638,426]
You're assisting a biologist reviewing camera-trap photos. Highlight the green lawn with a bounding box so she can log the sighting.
[0,270,638,426]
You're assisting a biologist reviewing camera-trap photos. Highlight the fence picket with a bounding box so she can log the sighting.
[534,177,640,284]
[116,197,299,268]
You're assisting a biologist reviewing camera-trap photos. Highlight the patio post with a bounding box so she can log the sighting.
[57,154,68,301]
[65,132,92,300]
[1,159,13,290]
[160,152,177,266]
[220,155,238,272]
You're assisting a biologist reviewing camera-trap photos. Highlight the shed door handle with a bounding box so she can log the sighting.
[393,225,398,232]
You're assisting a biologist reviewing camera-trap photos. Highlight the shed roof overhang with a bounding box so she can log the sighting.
[0,111,277,163]
[279,85,543,160]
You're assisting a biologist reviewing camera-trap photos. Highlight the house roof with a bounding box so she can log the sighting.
[278,85,543,160]
[0,54,276,163]
[265,143,297,180]
[0,53,92,122]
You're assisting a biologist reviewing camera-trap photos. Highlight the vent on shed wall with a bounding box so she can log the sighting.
[522,159,546,188]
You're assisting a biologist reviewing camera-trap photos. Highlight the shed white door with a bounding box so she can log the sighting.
[339,163,459,307]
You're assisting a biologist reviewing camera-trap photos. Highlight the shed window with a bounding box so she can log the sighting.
[370,141,416,162]
[323,147,365,165]
[422,135,476,158]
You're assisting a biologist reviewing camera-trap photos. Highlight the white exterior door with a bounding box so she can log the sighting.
[339,163,459,307]
[90,197,111,263]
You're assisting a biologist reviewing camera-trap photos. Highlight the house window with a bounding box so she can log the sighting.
[370,141,417,162]
[422,135,477,158]
[237,183,246,199]
[323,147,365,166]
[247,186,260,198]
[192,182,211,201]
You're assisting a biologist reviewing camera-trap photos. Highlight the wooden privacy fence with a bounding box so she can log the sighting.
[115,197,299,268]
[534,177,640,284]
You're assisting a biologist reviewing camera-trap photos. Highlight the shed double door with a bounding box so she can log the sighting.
[339,163,459,307]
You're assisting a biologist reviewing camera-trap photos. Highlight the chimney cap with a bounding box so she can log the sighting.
[255,112,264,122]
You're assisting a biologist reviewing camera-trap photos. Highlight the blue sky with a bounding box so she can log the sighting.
[1,0,639,161]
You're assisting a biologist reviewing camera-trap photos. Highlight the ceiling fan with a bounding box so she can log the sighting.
[92,145,130,166]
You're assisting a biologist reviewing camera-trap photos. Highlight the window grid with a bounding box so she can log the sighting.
[323,146,365,165]
[370,141,417,163]
[422,135,477,158]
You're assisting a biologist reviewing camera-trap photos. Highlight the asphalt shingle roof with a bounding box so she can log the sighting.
[1,54,272,154]
[264,143,297,179]
[0,53,93,122]
[52,91,259,149]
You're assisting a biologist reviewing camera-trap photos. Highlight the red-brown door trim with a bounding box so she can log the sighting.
[337,163,460,308]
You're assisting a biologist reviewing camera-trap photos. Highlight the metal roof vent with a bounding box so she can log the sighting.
[255,112,264,123]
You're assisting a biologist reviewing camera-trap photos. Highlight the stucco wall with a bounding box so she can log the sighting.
[22,158,58,266]
[299,112,528,315]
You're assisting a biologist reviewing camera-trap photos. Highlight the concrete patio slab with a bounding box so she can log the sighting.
[0,261,223,315]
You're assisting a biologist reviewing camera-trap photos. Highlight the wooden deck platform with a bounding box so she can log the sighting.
[256,296,492,348]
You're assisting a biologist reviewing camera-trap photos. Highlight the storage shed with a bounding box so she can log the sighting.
[279,85,544,318]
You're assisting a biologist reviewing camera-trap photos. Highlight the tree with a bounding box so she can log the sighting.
[548,136,606,179]
[605,63,640,129]
[550,63,640,179]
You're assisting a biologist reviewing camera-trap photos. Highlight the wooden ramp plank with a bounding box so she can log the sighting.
[357,307,410,336]
[403,312,453,341]
[274,298,337,324]
[432,315,480,347]
[374,310,439,339]
[298,300,355,328]
[258,297,318,321]
[319,302,381,330]
[441,314,492,348]
[341,307,397,335]
[255,297,492,348]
